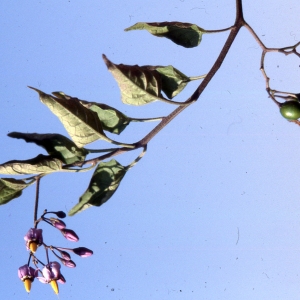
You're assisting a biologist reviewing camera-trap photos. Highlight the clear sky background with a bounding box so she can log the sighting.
[1,0,300,299]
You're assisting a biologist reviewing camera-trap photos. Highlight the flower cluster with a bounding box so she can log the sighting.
[18,210,93,294]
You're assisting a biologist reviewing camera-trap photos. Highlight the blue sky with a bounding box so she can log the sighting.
[1,0,300,299]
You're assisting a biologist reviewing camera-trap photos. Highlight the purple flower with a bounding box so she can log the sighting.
[18,265,37,293]
[49,217,66,230]
[24,228,43,253]
[38,262,65,294]
[73,247,93,257]
[60,228,79,242]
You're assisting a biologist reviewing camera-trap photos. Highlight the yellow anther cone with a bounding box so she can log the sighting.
[50,280,59,294]
[23,278,31,293]
[29,241,38,253]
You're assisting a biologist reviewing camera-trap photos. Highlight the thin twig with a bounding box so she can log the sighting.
[127,145,148,169]
[129,116,164,122]
[34,176,41,227]
[203,26,234,34]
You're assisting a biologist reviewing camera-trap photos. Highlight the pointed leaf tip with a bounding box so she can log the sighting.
[102,55,165,105]
[31,88,111,147]
[28,86,44,95]
[8,132,88,164]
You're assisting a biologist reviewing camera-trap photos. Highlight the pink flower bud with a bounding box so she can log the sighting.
[50,218,66,230]
[73,247,93,257]
[55,211,66,218]
[60,250,71,260]
[60,228,79,242]
[61,259,76,268]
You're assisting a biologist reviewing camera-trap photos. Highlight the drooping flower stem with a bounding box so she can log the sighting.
[34,177,41,227]
[27,253,32,266]
[45,246,50,265]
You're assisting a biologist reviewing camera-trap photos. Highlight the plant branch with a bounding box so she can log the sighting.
[60,0,246,162]
[49,0,261,169]
[82,147,132,166]
[235,0,244,23]
[243,22,278,53]
[135,2,245,147]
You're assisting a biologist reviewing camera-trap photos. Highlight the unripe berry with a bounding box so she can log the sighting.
[280,101,300,120]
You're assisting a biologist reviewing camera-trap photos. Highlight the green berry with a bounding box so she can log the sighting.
[280,101,300,120]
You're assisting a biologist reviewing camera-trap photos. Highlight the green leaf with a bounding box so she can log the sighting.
[0,154,63,175]
[79,101,131,134]
[125,22,204,48]
[8,132,88,164]
[156,65,190,99]
[0,178,35,205]
[53,91,163,129]
[68,159,127,216]
[29,87,111,147]
[102,54,164,106]
[53,92,131,134]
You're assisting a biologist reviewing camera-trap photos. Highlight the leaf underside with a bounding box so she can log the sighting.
[125,21,204,48]
[0,154,63,175]
[103,54,164,105]
[0,178,35,205]
[103,55,199,104]
[69,159,127,216]
[8,132,88,164]
[29,87,110,147]
[53,91,131,135]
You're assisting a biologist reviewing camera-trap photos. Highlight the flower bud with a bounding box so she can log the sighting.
[60,228,79,242]
[73,247,93,257]
[55,211,66,218]
[60,250,71,260]
[50,218,66,230]
[61,259,76,268]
